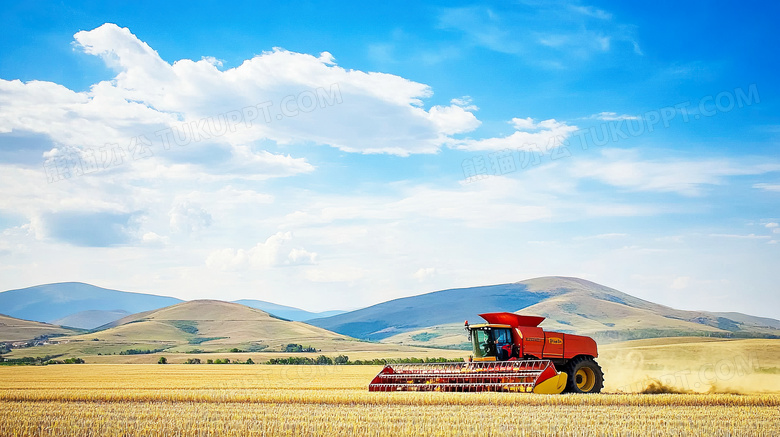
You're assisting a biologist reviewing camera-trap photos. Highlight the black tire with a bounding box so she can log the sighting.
[562,356,604,393]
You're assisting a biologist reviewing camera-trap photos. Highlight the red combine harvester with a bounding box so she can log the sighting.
[368,312,603,394]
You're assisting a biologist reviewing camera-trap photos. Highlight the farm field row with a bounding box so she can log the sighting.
[1,365,779,436]
[3,399,778,437]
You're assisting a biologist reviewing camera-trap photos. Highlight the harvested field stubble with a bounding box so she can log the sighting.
[1,365,778,436]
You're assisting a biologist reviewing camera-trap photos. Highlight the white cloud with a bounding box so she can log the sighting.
[450,96,478,111]
[0,21,488,206]
[455,117,577,152]
[0,165,131,217]
[569,5,613,20]
[427,104,481,135]
[571,149,780,196]
[205,232,317,271]
[670,276,690,290]
[754,183,780,192]
[169,201,212,234]
[283,176,556,228]
[0,78,173,149]
[222,147,315,180]
[589,111,639,121]
[708,234,771,240]
[288,247,318,265]
[414,267,437,281]
[142,231,169,246]
[765,222,779,228]
[72,23,478,156]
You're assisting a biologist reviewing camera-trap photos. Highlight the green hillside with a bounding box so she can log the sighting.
[4,300,386,359]
[55,300,356,354]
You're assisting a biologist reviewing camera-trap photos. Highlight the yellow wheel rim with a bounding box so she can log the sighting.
[575,367,596,392]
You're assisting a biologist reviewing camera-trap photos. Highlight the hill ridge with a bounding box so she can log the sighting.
[0,313,82,342]
[308,276,780,345]
[0,282,183,326]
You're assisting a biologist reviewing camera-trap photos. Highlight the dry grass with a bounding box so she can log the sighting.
[1,365,779,436]
[0,314,77,342]
[600,337,780,394]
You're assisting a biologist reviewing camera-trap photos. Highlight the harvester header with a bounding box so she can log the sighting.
[369,312,604,394]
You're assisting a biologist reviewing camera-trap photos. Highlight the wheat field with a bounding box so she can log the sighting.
[1,365,779,436]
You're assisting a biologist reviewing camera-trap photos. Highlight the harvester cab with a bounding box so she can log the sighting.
[369,312,604,394]
[467,323,517,361]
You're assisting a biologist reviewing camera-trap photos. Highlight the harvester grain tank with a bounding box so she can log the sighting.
[368,312,603,394]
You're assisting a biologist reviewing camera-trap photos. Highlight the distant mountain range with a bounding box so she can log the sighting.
[2,277,779,349]
[233,300,346,322]
[0,283,183,329]
[307,277,780,347]
[1,300,377,357]
[0,283,345,329]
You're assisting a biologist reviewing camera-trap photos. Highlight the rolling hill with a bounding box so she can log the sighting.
[0,282,182,325]
[0,314,81,342]
[6,276,779,358]
[18,300,361,357]
[308,276,780,347]
[0,283,347,327]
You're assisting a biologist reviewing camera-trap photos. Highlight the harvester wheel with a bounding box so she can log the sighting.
[563,356,603,393]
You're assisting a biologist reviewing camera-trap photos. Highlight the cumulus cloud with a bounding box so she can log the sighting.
[0,20,490,213]
[169,201,212,234]
[205,232,317,271]
[71,23,477,156]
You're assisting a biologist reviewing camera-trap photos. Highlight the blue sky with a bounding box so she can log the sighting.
[1,1,778,318]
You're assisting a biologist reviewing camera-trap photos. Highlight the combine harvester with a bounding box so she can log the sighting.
[369,312,603,394]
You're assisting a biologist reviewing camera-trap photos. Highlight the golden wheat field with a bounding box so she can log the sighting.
[1,365,779,437]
